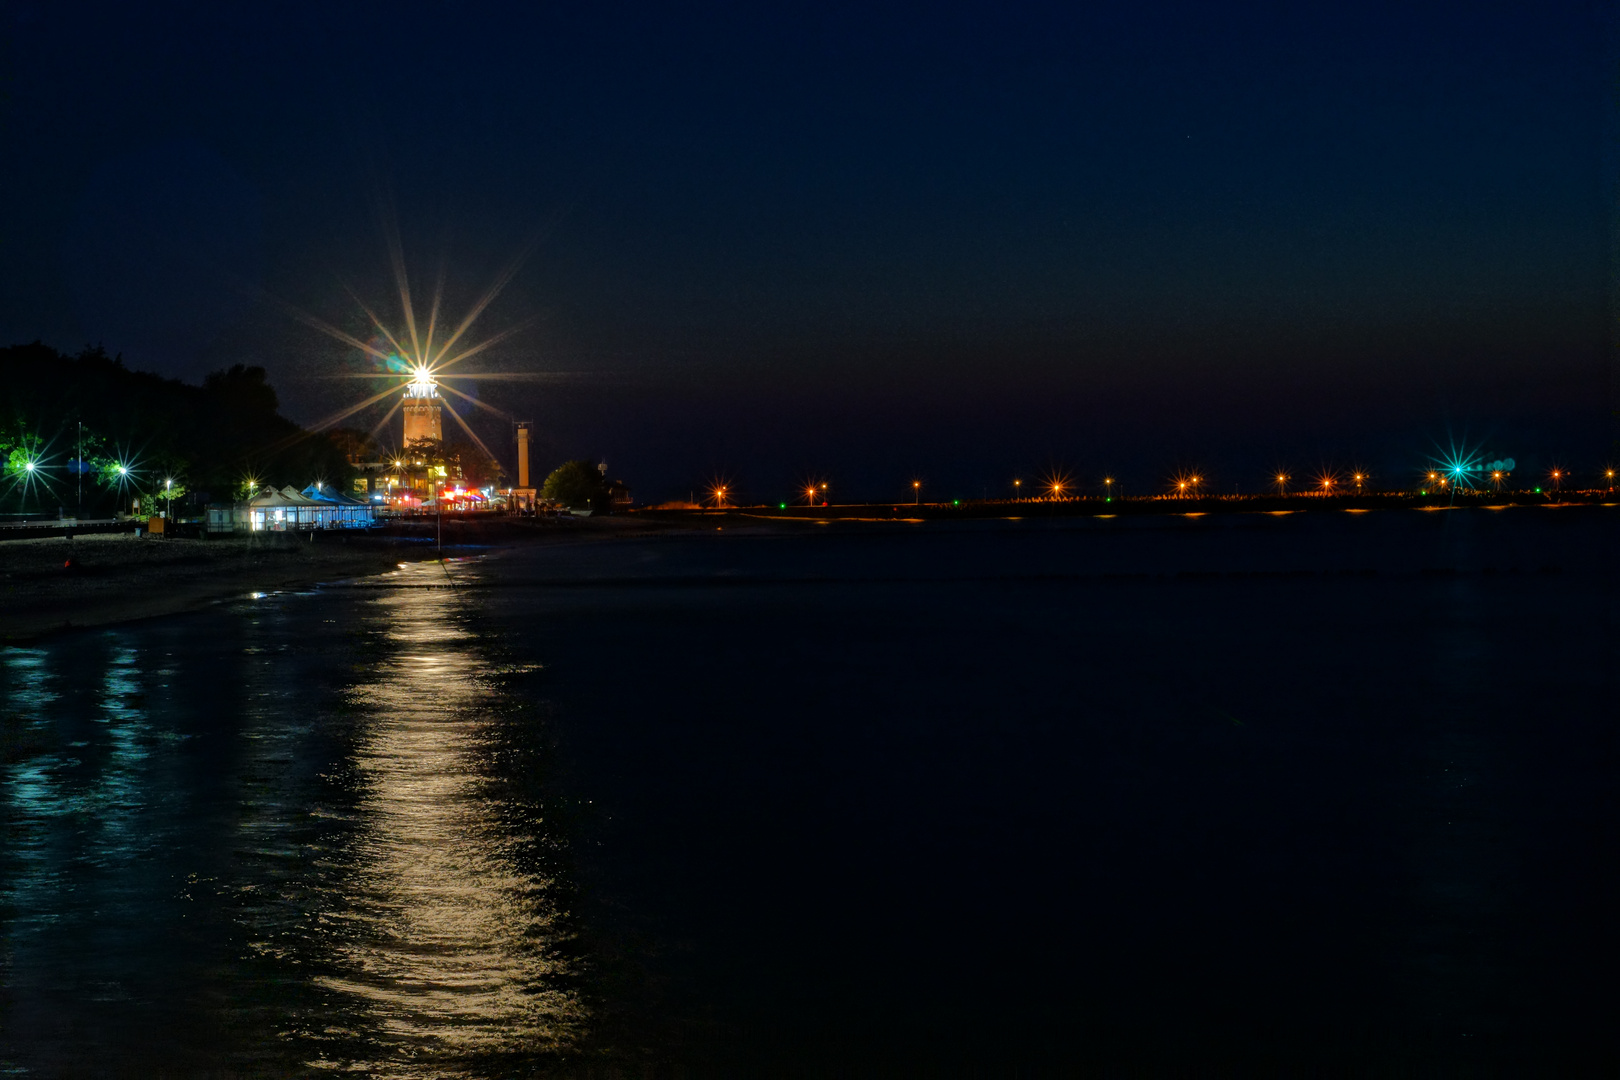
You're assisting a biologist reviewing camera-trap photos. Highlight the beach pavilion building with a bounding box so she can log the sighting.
[206,484,377,534]
[301,483,375,527]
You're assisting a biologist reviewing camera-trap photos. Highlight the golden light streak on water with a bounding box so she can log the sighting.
[304,580,584,1074]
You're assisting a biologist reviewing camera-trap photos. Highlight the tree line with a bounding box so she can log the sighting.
[0,342,355,515]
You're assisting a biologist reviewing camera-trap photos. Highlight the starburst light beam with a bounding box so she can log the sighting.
[439,395,502,465]
[321,371,584,381]
[434,316,540,373]
[368,396,406,442]
[422,262,446,368]
[429,225,552,366]
[436,380,513,421]
[379,200,424,364]
[341,281,412,360]
[285,381,406,441]
[261,292,399,366]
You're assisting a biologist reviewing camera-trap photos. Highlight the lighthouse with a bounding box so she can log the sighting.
[401,367,442,446]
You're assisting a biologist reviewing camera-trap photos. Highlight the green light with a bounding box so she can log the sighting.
[1106,497,1111,502]
[779,503,785,508]
[953,500,959,505]
[1535,488,1541,493]
[1420,490,1426,495]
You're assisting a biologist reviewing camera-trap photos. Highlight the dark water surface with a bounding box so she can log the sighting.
[3,507,1617,1075]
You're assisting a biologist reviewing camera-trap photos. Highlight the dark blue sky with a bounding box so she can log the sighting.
[1,1,1612,499]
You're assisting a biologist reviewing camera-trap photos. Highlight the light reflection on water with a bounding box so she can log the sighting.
[307,587,583,1073]
[3,511,1616,1074]
[0,570,583,1078]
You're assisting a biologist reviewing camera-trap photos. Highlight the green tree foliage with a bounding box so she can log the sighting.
[1,435,42,479]
[0,343,356,513]
[149,479,187,514]
[541,459,610,512]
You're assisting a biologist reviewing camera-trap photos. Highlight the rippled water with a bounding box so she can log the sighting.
[3,508,1618,1075]
[2,562,585,1077]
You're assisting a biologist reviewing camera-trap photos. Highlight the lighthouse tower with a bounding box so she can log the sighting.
[401,369,442,446]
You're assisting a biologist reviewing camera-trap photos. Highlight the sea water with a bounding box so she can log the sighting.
[2,506,1616,1075]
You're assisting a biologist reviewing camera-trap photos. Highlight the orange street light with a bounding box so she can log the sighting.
[913,480,920,506]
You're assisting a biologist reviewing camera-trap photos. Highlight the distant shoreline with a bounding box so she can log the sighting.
[639,489,1617,523]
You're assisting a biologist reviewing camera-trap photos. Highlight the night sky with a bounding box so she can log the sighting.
[1,2,1612,500]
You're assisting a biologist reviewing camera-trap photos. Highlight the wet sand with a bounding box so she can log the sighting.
[0,516,692,641]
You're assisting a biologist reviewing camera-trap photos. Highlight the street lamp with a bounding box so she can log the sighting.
[1013,479,1021,499]
[913,480,920,506]
[1104,477,1114,501]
